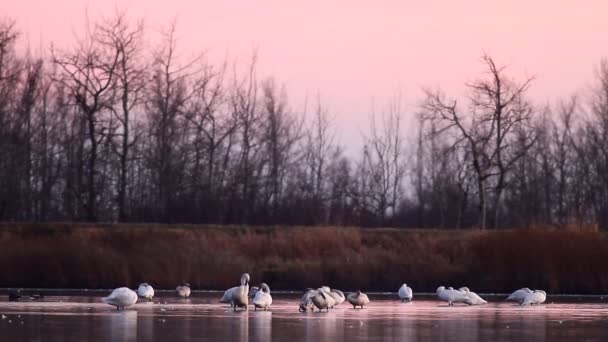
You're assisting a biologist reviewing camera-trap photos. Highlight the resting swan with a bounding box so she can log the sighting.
[102,287,138,310]
[299,288,317,312]
[176,283,191,298]
[436,286,468,306]
[312,288,335,312]
[459,287,487,305]
[329,289,346,306]
[398,284,413,302]
[347,290,370,309]
[137,283,154,302]
[506,288,533,304]
[521,290,546,306]
[252,283,272,311]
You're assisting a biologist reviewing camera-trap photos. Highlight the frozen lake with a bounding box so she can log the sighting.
[1,292,608,341]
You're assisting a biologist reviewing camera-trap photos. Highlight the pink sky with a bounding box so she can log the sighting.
[6,0,608,146]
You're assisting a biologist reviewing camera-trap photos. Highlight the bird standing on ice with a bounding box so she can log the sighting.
[506,288,533,304]
[458,287,487,305]
[230,273,250,311]
[176,283,191,298]
[312,288,335,312]
[347,290,370,309]
[252,283,273,311]
[521,290,547,306]
[398,284,413,302]
[102,287,138,310]
[436,286,468,306]
[137,283,154,302]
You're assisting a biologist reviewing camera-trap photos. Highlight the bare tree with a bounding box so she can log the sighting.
[52,17,121,221]
[358,98,407,224]
[423,56,536,229]
[96,12,146,221]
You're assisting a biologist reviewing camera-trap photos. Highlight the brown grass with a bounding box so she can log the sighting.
[1,223,607,294]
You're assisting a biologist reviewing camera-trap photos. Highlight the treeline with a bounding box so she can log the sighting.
[2,224,607,293]
[1,13,608,229]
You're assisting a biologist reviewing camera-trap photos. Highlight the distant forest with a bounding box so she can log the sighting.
[1,13,608,229]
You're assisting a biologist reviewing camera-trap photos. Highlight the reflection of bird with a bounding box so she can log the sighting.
[507,288,533,304]
[229,273,250,311]
[398,284,413,302]
[102,287,138,310]
[347,290,370,309]
[299,288,317,312]
[459,287,487,305]
[521,290,547,306]
[252,283,272,311]
[176,283,191,298]
[436,286,468,306]
[137,283,155,302]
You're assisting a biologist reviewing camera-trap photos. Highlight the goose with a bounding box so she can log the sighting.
[459,287,487,305]
[347,290,370,309]
[176,283,191,298]
[252,283,272,311]
[506,288,533,304]
[312,289,335,312]
[436,286,469,306]
[329,289,346,307]
[137,283,154,302]
[230,273,250,311]
[521,290,546,306]
[398,284,413,302]
[102,287,138,310]
[299,288,317,312]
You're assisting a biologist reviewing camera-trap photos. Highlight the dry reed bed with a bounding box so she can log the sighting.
[0,223,606,294]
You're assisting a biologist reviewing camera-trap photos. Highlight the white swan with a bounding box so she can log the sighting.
[521,290,546,306]
[102,287,138,310]
[329,289,345,306]
[436,286,469,306]
[347,290,370,309]
[299,288,317,312]
[176,283,191,298]
[312,288,335,312]
[137,283,154,302]
[252,283,272,311]
[459,287,487,305]
[398,284,413,302]
[220,287,236,307]
[506,288,533,304]
[230,273,250,311]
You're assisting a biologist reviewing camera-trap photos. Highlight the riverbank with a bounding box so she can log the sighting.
[0,223,606,294]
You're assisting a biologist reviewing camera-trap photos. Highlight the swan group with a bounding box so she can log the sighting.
[96,274,549,312]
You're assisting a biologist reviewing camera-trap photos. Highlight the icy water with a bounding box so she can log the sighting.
[1,292,608,341]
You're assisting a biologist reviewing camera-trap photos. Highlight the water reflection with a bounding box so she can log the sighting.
[106,310,137,341]
[250,311,272,341]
